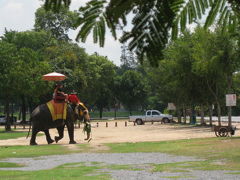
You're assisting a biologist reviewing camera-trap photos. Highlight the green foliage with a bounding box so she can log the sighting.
[116,70,149,113]
[35,6,78,41]
[44,0,240,66]
[75,0,113,47]
[44,0,71,12]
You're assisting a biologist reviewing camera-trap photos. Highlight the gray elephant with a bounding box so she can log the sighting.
[28,103,76,145]
[28,102,91,145]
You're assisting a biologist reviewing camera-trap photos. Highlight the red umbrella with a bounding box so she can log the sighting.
[42,72,66,81]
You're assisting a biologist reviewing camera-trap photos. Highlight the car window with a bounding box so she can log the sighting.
[146,111,151,116]
[152,111,160,116]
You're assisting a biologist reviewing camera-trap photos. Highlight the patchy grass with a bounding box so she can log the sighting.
[105,164,143,171]
[0,162,23,168]
[105,137,240,170]
[0,144,89,160]
[0,130,28,140]
[152,160,228,173]
[225,172,240,175]
[0,163,110,180]
[160,175,195,179]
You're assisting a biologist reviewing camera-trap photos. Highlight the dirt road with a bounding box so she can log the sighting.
[1,120,237,146]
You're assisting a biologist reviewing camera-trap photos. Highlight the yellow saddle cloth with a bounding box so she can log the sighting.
[47,100,67,121]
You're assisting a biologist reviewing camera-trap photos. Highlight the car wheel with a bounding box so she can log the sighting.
[162,118,169,123]
[136,119,143,125]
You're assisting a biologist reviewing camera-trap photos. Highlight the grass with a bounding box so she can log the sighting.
[152,160,228,173]
[0,128,44,140]
[105,137,240,170]
[0,130,29,140]
[0,162,23,168]
[0,162,110,180]
[0,144,89,160]
[0,161,142,179]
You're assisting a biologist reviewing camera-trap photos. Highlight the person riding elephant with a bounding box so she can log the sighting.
[28,93,91,145]
[28,102,76,145]
[53,83,68,103]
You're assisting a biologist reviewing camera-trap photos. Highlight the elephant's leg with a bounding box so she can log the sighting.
[30,128,39,145]
[44,130,54,144]
[66,121,76,144]
[55,125,64,143]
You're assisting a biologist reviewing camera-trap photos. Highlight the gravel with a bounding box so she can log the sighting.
[0,153,240,179]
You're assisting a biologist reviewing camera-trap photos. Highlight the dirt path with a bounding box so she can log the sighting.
[0,121,239,146]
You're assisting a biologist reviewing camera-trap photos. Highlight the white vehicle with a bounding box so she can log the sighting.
[129,110,173,125]
[0,116,6,125]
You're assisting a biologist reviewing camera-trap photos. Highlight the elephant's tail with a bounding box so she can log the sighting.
[26,118,32,139]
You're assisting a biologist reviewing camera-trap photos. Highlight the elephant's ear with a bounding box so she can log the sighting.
[78,103,88,111]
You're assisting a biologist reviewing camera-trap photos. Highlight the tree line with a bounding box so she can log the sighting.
[1,4,240,131]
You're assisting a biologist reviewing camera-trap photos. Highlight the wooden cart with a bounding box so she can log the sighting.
[213,125,236,137]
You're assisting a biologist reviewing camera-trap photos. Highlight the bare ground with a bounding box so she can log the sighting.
[0,120,239,146]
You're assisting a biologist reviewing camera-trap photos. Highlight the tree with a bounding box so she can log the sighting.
[44,0,240,66]
[0,41,17,131]
[82,54,116,118]
[1,30,53,124]
[192,27,240,125]
[35,6,78,41]
[118,70,148,115]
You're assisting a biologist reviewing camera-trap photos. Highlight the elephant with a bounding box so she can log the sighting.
[28,103,76,145]
[28,102,91,145]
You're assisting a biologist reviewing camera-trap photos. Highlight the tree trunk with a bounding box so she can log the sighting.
[183,105,186,124]
[177,106,181,123]
[11,102,14,121]
[227,74,233,127]
[200,104,205,125]
[18,107,21,120]
[228,106,232,127]
[216,101,221,126]
[21,95,26,124]
[129,106,132,116]
[99,107,103,119]
[209,104,213,126]
[114,100,117,119]
[5,98,11,131]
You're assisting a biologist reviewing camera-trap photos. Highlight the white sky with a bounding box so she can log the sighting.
[0,0,122,66]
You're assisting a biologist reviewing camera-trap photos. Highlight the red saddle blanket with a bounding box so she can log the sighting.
[47,100,67,121]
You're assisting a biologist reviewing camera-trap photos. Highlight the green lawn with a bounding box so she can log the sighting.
[0,129,29,140]
[0,144,89,160]
[105,137,240,170]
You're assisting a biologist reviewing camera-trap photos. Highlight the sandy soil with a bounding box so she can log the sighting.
[0,121,239,146]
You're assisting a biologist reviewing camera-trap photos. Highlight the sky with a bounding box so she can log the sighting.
[0,0,122,66]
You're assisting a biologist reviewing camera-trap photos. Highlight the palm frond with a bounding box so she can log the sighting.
[205,0,239,32]
[44,0,71,12]
[75,0,111,47]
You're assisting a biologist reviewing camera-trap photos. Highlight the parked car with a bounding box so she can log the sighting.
[0,115,17,125]
[129,110,173,125]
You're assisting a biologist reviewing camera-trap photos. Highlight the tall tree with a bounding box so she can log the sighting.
[35,6,78,41]
[118,70,148,115]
